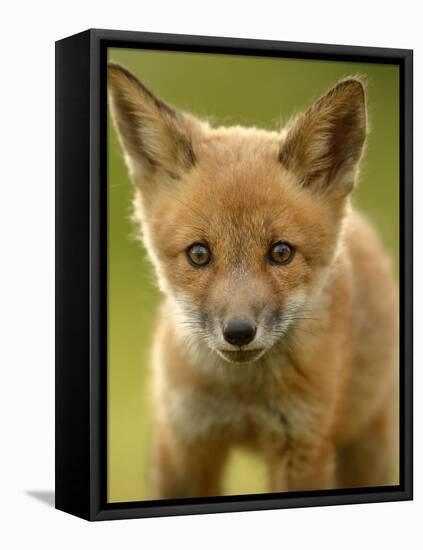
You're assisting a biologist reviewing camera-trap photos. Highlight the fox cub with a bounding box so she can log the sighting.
[108,64,398,497]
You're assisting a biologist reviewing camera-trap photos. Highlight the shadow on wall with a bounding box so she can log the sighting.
[26,490,55,508]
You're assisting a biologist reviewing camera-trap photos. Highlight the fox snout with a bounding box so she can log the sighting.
[223,319,257,347]
[213,306,278,364]
[196,273,300,363]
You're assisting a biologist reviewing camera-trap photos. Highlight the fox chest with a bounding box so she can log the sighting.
[164,386,317,446]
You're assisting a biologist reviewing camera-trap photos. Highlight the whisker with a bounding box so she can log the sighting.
[281,316,321,322]
[147,220,208,234]
[159,188,210,227]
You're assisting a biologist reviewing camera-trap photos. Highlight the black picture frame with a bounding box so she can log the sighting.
[55,28,413,521]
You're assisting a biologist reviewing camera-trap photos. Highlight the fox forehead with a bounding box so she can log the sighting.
[143,124,315,227]
[190,121,285,170]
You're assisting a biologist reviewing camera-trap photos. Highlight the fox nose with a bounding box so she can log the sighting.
[223,319,257,346]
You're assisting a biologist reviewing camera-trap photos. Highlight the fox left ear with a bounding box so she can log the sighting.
[279,78,367,197]
[108,63,197,182]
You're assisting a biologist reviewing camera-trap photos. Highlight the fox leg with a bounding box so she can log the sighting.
[336,403,399,489]
[266,441,337,492]
[151,422,228,499]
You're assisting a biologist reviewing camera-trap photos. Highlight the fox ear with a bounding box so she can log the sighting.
[279,78,367,196]
[107,63,196,181]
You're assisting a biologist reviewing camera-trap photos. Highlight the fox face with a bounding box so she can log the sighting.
[108,65,367,364]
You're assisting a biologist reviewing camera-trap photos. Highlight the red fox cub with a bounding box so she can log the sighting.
[108,64,398,497]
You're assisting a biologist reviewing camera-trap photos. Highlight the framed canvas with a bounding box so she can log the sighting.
[55,29,413,521]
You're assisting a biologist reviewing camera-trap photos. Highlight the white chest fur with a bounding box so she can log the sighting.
[161,384,294,446]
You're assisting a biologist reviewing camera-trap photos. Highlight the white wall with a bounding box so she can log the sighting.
[0,1,420,548]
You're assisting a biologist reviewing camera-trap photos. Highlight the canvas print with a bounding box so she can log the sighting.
[106,48,399,503]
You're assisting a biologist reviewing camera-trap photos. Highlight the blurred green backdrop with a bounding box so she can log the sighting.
[107,47,399,503]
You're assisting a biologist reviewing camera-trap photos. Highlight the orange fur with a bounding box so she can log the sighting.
[108,64,399,497]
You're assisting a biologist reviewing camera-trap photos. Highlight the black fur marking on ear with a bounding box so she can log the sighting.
[181,136,197,169]
[279,148,289,168]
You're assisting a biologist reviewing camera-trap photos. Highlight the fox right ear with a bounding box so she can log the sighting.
[107,63,196,181]
[279,78,367,197]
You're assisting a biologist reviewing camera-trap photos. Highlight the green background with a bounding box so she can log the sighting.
[107,48,399,503]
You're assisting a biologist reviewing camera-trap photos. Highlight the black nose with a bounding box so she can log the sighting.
[223,319,256,346]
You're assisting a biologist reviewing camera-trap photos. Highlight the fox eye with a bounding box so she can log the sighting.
[186,243,211,267]
[268,241,294,265]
